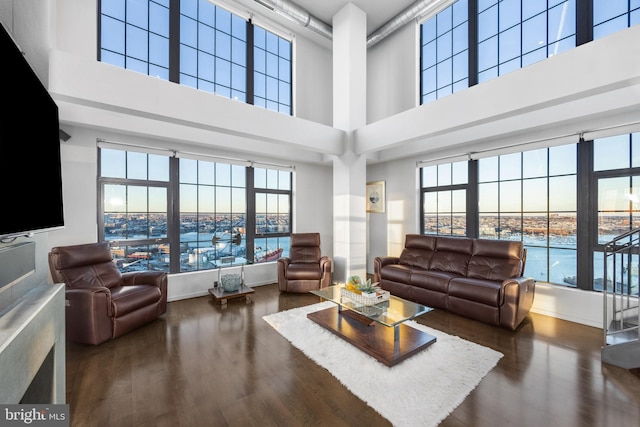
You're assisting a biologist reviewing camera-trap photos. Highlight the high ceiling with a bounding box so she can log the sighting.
[289,0,419,34]
[227,0,429,47]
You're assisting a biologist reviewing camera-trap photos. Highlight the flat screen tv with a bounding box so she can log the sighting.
[0,23,64,240]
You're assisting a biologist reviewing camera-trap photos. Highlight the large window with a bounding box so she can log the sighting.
[477,145,577,285]
[100,0,170,78]
[99,0,293,115]
[99,147,292,274]
[593,133,640,293]
[254,27,292,114]
[179,0,247,100]
[420,0,469,103]
[420,144,579,287]
[477,0,576,82]
[419,136,640,293]
[254,167,292,262]
[420,0,640,105]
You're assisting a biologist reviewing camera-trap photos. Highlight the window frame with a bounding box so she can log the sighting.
[98,147,293,274]
[98,0,294,115]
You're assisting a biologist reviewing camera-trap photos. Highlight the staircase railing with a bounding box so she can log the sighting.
[602,228,640,369]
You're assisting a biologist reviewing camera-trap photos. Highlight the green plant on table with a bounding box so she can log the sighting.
[347,275,377,294]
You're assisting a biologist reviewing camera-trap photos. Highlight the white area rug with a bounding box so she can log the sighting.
[263,301,503,427]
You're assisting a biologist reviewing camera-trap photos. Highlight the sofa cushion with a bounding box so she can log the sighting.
[467,256,523,281]
[379,264,413,284]
[429,236,473,276]
[411,270,461,293]
[110,285,162,317]
[286,263,322,280]
[399,248,435,269]
[448,277,502,306]
[468,239,524,280]
[405,234,437,250]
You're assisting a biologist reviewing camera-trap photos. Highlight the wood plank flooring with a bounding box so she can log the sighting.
[65,284,640,426]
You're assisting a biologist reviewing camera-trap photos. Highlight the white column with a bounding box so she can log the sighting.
[332,4,367,283]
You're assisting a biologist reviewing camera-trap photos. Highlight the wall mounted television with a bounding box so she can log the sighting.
[0,22,64,241]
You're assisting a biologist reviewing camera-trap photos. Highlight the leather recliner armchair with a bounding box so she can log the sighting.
[277,233,331,293]
[48,242,168,345]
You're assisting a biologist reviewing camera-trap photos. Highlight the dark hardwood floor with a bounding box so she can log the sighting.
[66,284,640,426]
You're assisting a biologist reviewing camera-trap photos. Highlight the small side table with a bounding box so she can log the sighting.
[208,284,255,308]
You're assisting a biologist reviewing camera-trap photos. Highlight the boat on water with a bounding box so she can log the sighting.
[256,247,283,262]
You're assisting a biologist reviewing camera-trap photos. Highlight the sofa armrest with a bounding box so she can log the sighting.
[320,256,332,288]
[65,287,113,345]
[320,256,331,273]
[121,271,168,316]
[373,256,399,283]
[499,276,536,330]
[277,258,290,291]
[122,271,167,288]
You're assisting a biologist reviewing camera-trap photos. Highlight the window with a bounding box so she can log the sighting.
[477,0,576,82]
[593,0,640,40]
[254,27,292,114]
[98,147,293,274]
[179,158,247,271]
[100,0,170,79]
[100,148,171,272]
[99,0,293,115]
[478,145,578,285]
[179,0,248,101]
[254,167,292,262]
[421,161,469,236]
[420,0,469,103]
[593,133,640,292]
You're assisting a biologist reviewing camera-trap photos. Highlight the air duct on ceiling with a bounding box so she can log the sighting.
[366,0,456,48]
[252,0,455,48]
[253,0,332,40]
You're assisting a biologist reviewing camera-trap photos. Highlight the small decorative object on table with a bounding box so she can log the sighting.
[215,263,246,292]
[340,275,390,306]
[221,273,242,292]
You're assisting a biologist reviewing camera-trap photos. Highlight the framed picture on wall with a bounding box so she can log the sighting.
[366,181,386,213]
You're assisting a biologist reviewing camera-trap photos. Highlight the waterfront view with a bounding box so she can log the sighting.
[424,213,639,293]
[103,212,290,273]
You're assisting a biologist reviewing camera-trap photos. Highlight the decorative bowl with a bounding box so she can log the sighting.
[221,274,242,292]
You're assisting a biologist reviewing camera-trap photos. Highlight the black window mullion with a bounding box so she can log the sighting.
[246,167,256,262]
[246,20,255,105]
[467,159,479,238]
[576,0,593,46]
[467,0,478,87]
[169,0,181,83]
[168,155,181,273]
[578,138,593,290]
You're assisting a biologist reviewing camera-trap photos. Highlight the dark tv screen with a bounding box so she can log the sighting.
[0,23,64,240]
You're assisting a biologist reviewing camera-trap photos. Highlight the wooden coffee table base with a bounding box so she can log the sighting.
[307,306,436,367]
[208,285,255,308]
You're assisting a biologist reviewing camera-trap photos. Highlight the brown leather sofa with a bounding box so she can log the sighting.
[277,233,332,293]
[374,234,535,330]
[49,242,168,345]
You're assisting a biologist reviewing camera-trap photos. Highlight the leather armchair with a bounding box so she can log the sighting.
[48,242,168,345]
[277,233,331,293]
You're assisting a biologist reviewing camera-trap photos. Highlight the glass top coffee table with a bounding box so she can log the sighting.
[309,285,436,367]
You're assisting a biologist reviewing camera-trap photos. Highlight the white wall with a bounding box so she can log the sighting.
[367,21,418,124]
[366,157,418,271]
[295,35,333,126]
